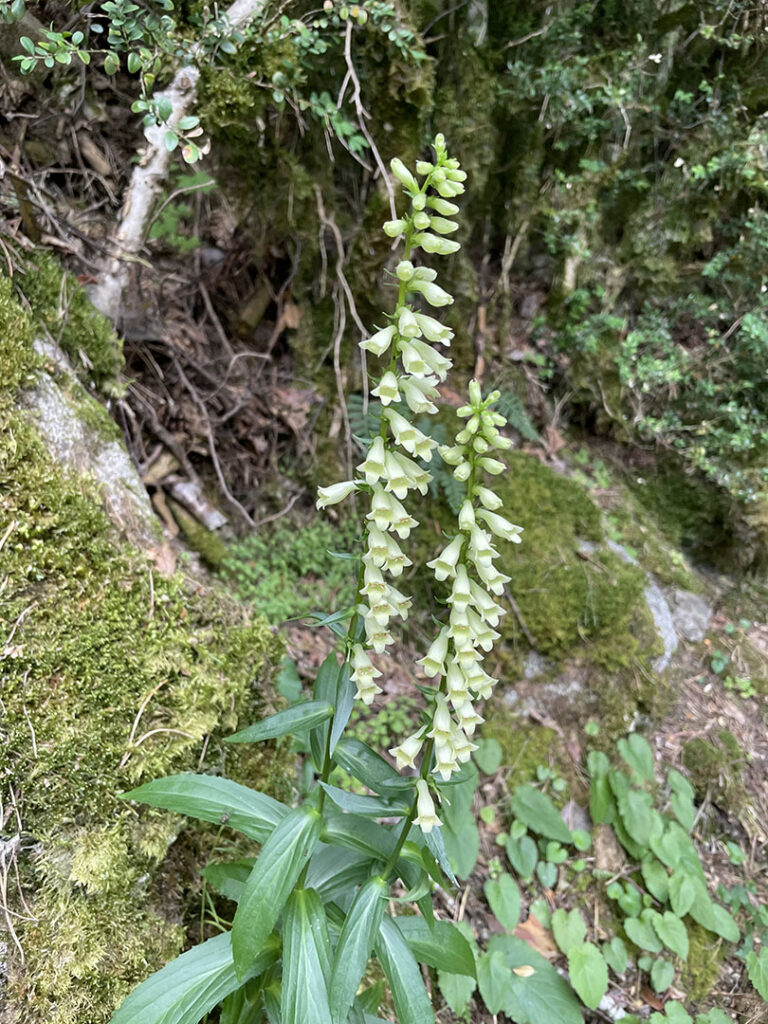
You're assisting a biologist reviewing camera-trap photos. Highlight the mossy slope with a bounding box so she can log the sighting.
[0,273,283,1024]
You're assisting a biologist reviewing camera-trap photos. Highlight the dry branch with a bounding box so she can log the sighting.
[89,0,267,323]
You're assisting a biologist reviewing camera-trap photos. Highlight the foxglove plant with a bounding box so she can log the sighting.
[109,136,522,1024]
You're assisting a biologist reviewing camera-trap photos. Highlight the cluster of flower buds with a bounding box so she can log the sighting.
[391,382,522,830]
[316,135,464,705]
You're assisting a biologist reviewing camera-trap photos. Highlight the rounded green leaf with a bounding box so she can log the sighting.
[650,956,675,993]
[484,873,521,933]
[511,785,572,843]
[653,911,689,960]
[568,942,608,1010]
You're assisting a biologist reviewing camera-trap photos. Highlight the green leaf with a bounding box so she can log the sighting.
[319,783,408,817]
[276,657,303,702]
[442,814,479,879]
[109,931,278,1024]
[568,942,608,1010]
[552,908,586,956]
[536,860,557,888]
[589,773,614,824]
[653,911,689,960]
[127,51,142,73]
[227,701,333,744]
[177,115,200,130]
[506,834,538,879]
[476,950,511,1015]
[438,969,476,1017]
[330,876,388,1024]
[329,664,354,753]
[617,733,655,781]
[486,934,583,1024]
[670,792,696,831]
[321,814,421,891]
[668,871,696,917]
[104,51,119,75]
[232,805,322,978]
[695,1011,731,1024]
[219,979,262,1024]
[422,824,458,887]
[333,737,412,793]
[659,1003,693,1024]
[473,737,503,774]
[282,888,333,1024]
[690,898,739,942]
[602,937,627,975]
[618,788,663,847]
[201,859,254,903]
[511,785,571,843]
[304,845,373,902]
[650,957,675,993]
[484,873,521,933]
[641,856,669,903]
[395,917,477,977]
[121,774,287,843]
[624,915,663,953]
[375,916,435,1024]
[20,35,35,54]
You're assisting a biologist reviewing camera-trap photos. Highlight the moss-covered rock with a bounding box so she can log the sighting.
[0,273,285,1024]
[682,731,748,811]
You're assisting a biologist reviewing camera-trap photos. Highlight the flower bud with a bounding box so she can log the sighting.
[412,267,437,282]
[429,216,459,235]
[453,461,471,482]
[413,232,461,256]
[416,161,434,175]
[468,379,483,406]
[445,167,467,182]
[436,179,464,198]
[477,457,505,475]
[390,157,418,192]
[411,192,427,211]
[439,444,465,466]
[413,211,431,231]
[458,500,475,531]
[395,260,415,282]
[383,218,407,238]
[475,485,503,511]
[427,197,459,216]
[316,480,357,509]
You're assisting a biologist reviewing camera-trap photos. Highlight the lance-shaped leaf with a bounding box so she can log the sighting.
[321,812,422,889]
[330,876,389,1024]
[395,917,477,977]
[375,915,435,1024]
[320,783,409,817]
[201,859,255,903]
[312,653,343,767]
[304,845,373,903]
[121,774,288,844]
[281,888,334,1024]
[334,737,412,793]
[227,701,333,744]
[109,930,278,1024]
[232,805,322,978]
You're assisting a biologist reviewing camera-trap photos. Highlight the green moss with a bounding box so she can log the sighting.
[8,252,123,391]
[494,452,645,659]
[169,499,229,568]
[0,285,286,1023]
[480,702,558,790]
[679,921,724,1002]
[682,732,747,811]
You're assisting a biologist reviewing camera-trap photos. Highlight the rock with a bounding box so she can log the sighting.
[672,588,712,642]
[645,579,679,672]
[523,650,554,679]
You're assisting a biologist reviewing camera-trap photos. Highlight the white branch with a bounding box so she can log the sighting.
[89,0,267,323]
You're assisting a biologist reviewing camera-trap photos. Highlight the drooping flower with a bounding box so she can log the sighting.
[316,480,357,509]
[414,779,441,833]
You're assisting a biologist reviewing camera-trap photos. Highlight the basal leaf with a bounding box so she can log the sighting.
[668,871,696,917]
[568,941,608,1010]
[232,805,322,978]
[624,915,663,953]
[109,931,278,1024]
[747,948,768,999]
[330,876,388,1024]
[602,936,627,976]
[653,911,689,960]
[551,907,586,956]
[375,915,435,1024]
[511,785,572,843]
[650,956,675,993]
[484,873,521,934]
[641,856,670,904]
[121,774,287,844]
[486,934,583,1024]
[617,733,655,781]
[281,888,333,1024]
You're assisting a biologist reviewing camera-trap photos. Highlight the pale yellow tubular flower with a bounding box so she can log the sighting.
[414,779,441,833]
